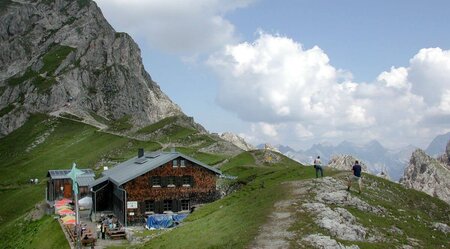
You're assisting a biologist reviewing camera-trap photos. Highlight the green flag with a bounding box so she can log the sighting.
[66,163,84,195]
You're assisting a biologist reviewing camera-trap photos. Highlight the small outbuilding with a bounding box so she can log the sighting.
[90,149,222,226]
[46,169,95,203]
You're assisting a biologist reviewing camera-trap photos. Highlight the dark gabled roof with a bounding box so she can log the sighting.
[47,169,95,187]
[89,151,221,188]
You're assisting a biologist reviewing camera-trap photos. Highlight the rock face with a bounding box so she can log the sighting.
[327,155,369,172]
[445,141,450,165]
[0,0,182,137]
[425,132,450,157]
[219,132,255,151]
[400,147,450,204]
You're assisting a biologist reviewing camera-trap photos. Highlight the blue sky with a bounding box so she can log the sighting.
[95,0,450,150]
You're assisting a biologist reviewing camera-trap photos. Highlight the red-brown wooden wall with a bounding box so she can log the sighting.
[123,157,219,223]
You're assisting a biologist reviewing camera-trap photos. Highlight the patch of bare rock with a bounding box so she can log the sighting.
[302,234,359,249]
[251,177,390,249]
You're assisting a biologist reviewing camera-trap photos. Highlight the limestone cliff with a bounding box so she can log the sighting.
[327,154,369,172]
[0,0,182,136]
[219,132,255,151]
[400,145,450,204]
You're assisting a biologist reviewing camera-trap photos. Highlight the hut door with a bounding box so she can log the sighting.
[64,183,72,198]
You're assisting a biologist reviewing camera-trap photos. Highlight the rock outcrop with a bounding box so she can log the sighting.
[400,146,450,204]
[447,141,450,161]
[0,0,182,137]
[219,132,255,151]
[327,155,369,172]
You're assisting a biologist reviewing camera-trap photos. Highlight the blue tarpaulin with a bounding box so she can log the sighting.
[172,213,188,222]
[146,214,189,229]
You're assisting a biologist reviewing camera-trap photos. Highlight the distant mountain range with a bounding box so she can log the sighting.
[426,132,450,157]
[277,141,414,181]
[256,133,450,181]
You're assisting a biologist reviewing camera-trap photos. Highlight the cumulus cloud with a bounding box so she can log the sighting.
[208,32,450,148]
[94,0,254,54]
[252,122,279,138]
[90,0,450,148]
[208,32,346,123]
[409,48,450,105]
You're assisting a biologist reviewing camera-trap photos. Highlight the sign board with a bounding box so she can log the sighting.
[127,201,138,209]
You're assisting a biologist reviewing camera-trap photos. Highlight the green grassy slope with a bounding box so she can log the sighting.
[121,158,448,249]
[0,114,161,248]
[287,171,450,249]
[134,151,312,249]
[343,174,450,248]
[0,113,239,248]
[1,114,448,249]
[2,215,70,249]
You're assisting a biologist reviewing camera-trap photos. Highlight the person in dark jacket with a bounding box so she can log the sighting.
[347,160,362,193]
[101,223,106,240]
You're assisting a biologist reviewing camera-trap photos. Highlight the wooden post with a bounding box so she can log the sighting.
[75,192,81,249]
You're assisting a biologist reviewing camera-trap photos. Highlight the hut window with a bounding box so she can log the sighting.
[182,176,191,187]
[151,176,161,187]
[180,160,186,167]
[173,160,178,167]
[145,200,155,212]
[181,200,190,211]
[167,176,176,187]
[163,200,172,211]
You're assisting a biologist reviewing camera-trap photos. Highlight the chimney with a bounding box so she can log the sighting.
[138,148,144,158]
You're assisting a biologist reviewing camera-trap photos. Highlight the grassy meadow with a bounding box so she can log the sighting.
[0,114,448,249]
[0,114,160,248]
[133,151,313,249]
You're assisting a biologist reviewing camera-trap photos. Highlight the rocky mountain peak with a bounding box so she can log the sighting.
[445,140,450,165]
[327,154,369,172]
[219,132,255,151]
[400,148,450,204]
[0,0,183,136]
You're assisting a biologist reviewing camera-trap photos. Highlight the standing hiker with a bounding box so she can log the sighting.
[101,223,106,240]
[96,222,101,239]
[347,160,362,193]
[313,156,323,178]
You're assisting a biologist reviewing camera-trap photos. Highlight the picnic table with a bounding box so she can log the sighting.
[107,228,126,240]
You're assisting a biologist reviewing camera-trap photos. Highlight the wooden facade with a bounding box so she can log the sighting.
[90,151,221,226]
[46,169,95,203]
[124,157,219,224]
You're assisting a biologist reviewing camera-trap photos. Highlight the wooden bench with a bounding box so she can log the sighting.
[81,237,96,247]
[107,230,126,240]
[65,225,76,242]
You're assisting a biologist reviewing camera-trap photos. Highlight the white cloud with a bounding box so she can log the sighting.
[439,90,450,113]
[377,66,409,90]
[345,105,375,126]
[252,122,278,138]
[408,48,450,105]
[208,32,346,123]
[94,0,254,54]
[90,1,450,149]
[295,124,313,139]
[208,32,450,148]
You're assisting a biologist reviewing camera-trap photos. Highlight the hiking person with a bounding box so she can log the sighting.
[313,156,323,178]
[96,222,101,239]
[101,223,106,240]
[347,160,362,193]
